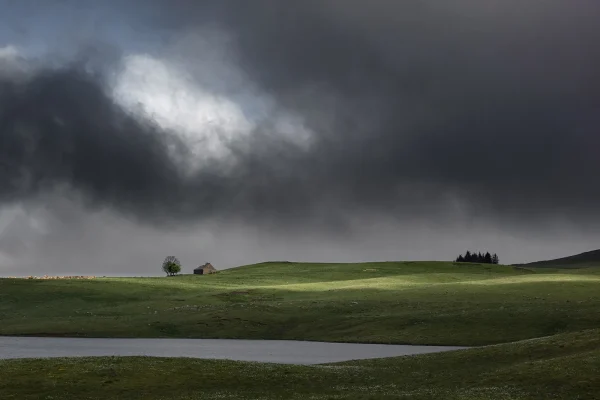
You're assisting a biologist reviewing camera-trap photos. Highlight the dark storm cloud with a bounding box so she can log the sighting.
[0,61,339,230]
[166,0,600,225]
[0,66,178,215]
[1,0,600,231]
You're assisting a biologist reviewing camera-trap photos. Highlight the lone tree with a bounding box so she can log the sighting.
[162,256,182,276]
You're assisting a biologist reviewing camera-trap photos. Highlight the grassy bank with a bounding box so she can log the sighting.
[2,329,599,399]
[2,261,600,345]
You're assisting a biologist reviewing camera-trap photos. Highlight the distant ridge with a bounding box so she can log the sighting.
[516,248,600,268]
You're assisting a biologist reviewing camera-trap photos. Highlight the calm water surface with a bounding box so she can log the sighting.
[0,337,466,364]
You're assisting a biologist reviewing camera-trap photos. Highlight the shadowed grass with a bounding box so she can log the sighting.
[1,329,599,399]
[2,262,600,345]
[518,248,600,269]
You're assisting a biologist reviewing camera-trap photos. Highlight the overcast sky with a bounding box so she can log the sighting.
[1,0,599,276]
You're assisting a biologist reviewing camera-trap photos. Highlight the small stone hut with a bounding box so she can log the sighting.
[194,263,217,275]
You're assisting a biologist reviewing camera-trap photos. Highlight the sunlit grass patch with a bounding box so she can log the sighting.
[459,274,600,285]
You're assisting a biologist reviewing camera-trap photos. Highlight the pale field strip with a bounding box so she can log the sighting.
[85,273,600,294]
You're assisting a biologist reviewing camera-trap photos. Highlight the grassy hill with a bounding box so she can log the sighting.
[2,328,599,399]
[516,248,600,269]
[2,261,600,345]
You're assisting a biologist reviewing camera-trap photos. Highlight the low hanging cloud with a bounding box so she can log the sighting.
[1,1,600,273]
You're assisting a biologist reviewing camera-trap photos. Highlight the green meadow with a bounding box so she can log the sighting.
[2,261,600,399]
[1,261,600,345]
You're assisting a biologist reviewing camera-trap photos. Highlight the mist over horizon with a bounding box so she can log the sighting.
[1,0,600,275]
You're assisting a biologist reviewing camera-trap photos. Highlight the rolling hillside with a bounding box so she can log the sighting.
[517,248,600,268]
[3,261,600,399]
[2,261,600,346]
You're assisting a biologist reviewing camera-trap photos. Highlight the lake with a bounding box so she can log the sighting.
[0,337,466,365]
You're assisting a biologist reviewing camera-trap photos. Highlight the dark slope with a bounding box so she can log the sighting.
[517,249,600,268]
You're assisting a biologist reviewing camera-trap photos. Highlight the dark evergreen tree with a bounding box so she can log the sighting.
[456,255,465,262]
[492,253,499,264]
[477,252,483,262]
[484,252,492,264]
[464,251,472,262]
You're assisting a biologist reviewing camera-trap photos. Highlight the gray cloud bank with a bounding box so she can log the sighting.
[1,0,600,273]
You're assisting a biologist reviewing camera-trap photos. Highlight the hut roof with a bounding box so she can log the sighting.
[194,263,214,271]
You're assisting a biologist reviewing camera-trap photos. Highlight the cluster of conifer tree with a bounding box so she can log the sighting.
[455,251,499,264]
